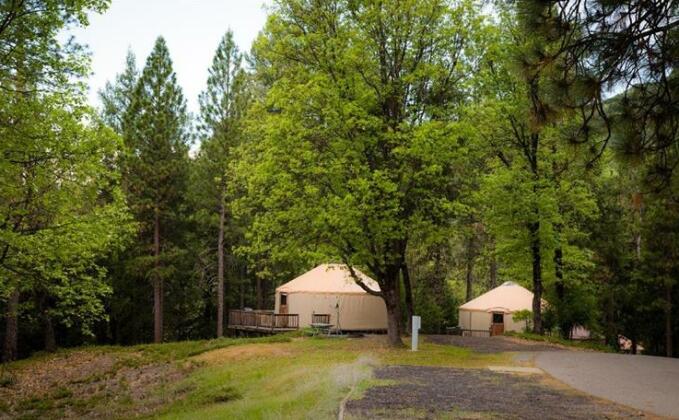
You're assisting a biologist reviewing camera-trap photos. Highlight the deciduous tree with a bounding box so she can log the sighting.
[238,0,481,346]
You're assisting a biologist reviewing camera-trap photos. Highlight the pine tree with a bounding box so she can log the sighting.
[123,37,190,343]
[195,30,249,337]
[99,50,138,135]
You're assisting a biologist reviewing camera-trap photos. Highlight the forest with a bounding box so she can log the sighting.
[1,0,678,362]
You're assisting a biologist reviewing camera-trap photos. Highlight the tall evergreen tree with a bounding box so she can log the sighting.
[195,30,249,337]
[123,37,190,343]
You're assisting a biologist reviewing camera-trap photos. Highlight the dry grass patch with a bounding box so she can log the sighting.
[0,349,193,419]
[192,342,295,364]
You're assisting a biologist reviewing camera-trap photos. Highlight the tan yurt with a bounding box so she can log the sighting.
[458,281,535,335]
[274,264,388,331]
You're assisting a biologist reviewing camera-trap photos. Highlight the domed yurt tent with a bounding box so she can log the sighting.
[458,281,535,335]
[274,264,388,331]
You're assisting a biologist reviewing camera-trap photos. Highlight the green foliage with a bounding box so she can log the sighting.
[189,30,253,321]
[511,310,532,332]
[236,0,485,344]
[0,0,109,96]
[123,36,190,226]
[117,36,192,342]
[407,234,459,333]
[513,0,679,353]
[0,102,133,333]
[0,0,133,355]
[99,49,138,135]
[413,286,457,334]
[464,3,603,335]
[2,0,678,361]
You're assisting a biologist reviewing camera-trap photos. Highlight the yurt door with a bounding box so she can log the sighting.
[279,293,288,314]
[278,294,289,328]
[490,312,504,336]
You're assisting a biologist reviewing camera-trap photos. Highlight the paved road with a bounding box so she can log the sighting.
[536,351,679,418]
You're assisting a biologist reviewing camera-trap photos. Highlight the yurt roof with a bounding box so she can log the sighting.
[459,281,534,313]
[276,264,380,295]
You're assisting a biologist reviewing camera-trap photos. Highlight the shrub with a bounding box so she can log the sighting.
[512,309,532,332]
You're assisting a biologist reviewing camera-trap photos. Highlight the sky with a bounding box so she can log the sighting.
[68,0,271,115]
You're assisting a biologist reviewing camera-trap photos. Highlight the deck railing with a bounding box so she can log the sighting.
[446,326,492,337]
[463,329,492,337]
[312,313,331,324]
[228,310,299,331]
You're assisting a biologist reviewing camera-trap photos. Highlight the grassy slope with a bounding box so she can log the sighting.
[159,337,510,419]
[0,335,510,419]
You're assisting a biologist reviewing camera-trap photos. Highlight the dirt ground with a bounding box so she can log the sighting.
[0,350,192,419]
[426,335,565,353]
[345,365,646,419]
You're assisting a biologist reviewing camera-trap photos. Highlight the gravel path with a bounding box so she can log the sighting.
[536,351,679,418]
[427,335,565,353]
[345,365,643,419]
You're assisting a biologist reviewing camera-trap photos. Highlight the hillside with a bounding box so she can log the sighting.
[0,335,645,419]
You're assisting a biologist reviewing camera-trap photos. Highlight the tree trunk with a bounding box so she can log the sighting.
[43,311,56,353]
[554,242,569,338]
[382,287,403,347]
[431,250,446,303]
[240,282,245,309]
[530,221,543,334]
[465,236,475,302]
[489,255,498,289]
[256,277,263,309]
[465,260,474,303]
[633,192,643,259]
[666,282,673,358]
[401,262,414,334]
[554,249,564,300]
[217,198,225,338]
[604,286,617,349]
[153,208,163,343]
[2,289,19,362]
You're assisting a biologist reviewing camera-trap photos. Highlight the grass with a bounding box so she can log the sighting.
[98,332,297,363]
[156,337,511,419]
[1,334,514,419]
[156,338,371,419]
[504,331,615,352]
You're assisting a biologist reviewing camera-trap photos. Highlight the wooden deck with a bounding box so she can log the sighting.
[446,326,492,337]
[228,310,299,333]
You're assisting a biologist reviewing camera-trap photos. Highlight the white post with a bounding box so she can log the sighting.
[411,315,421,351]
